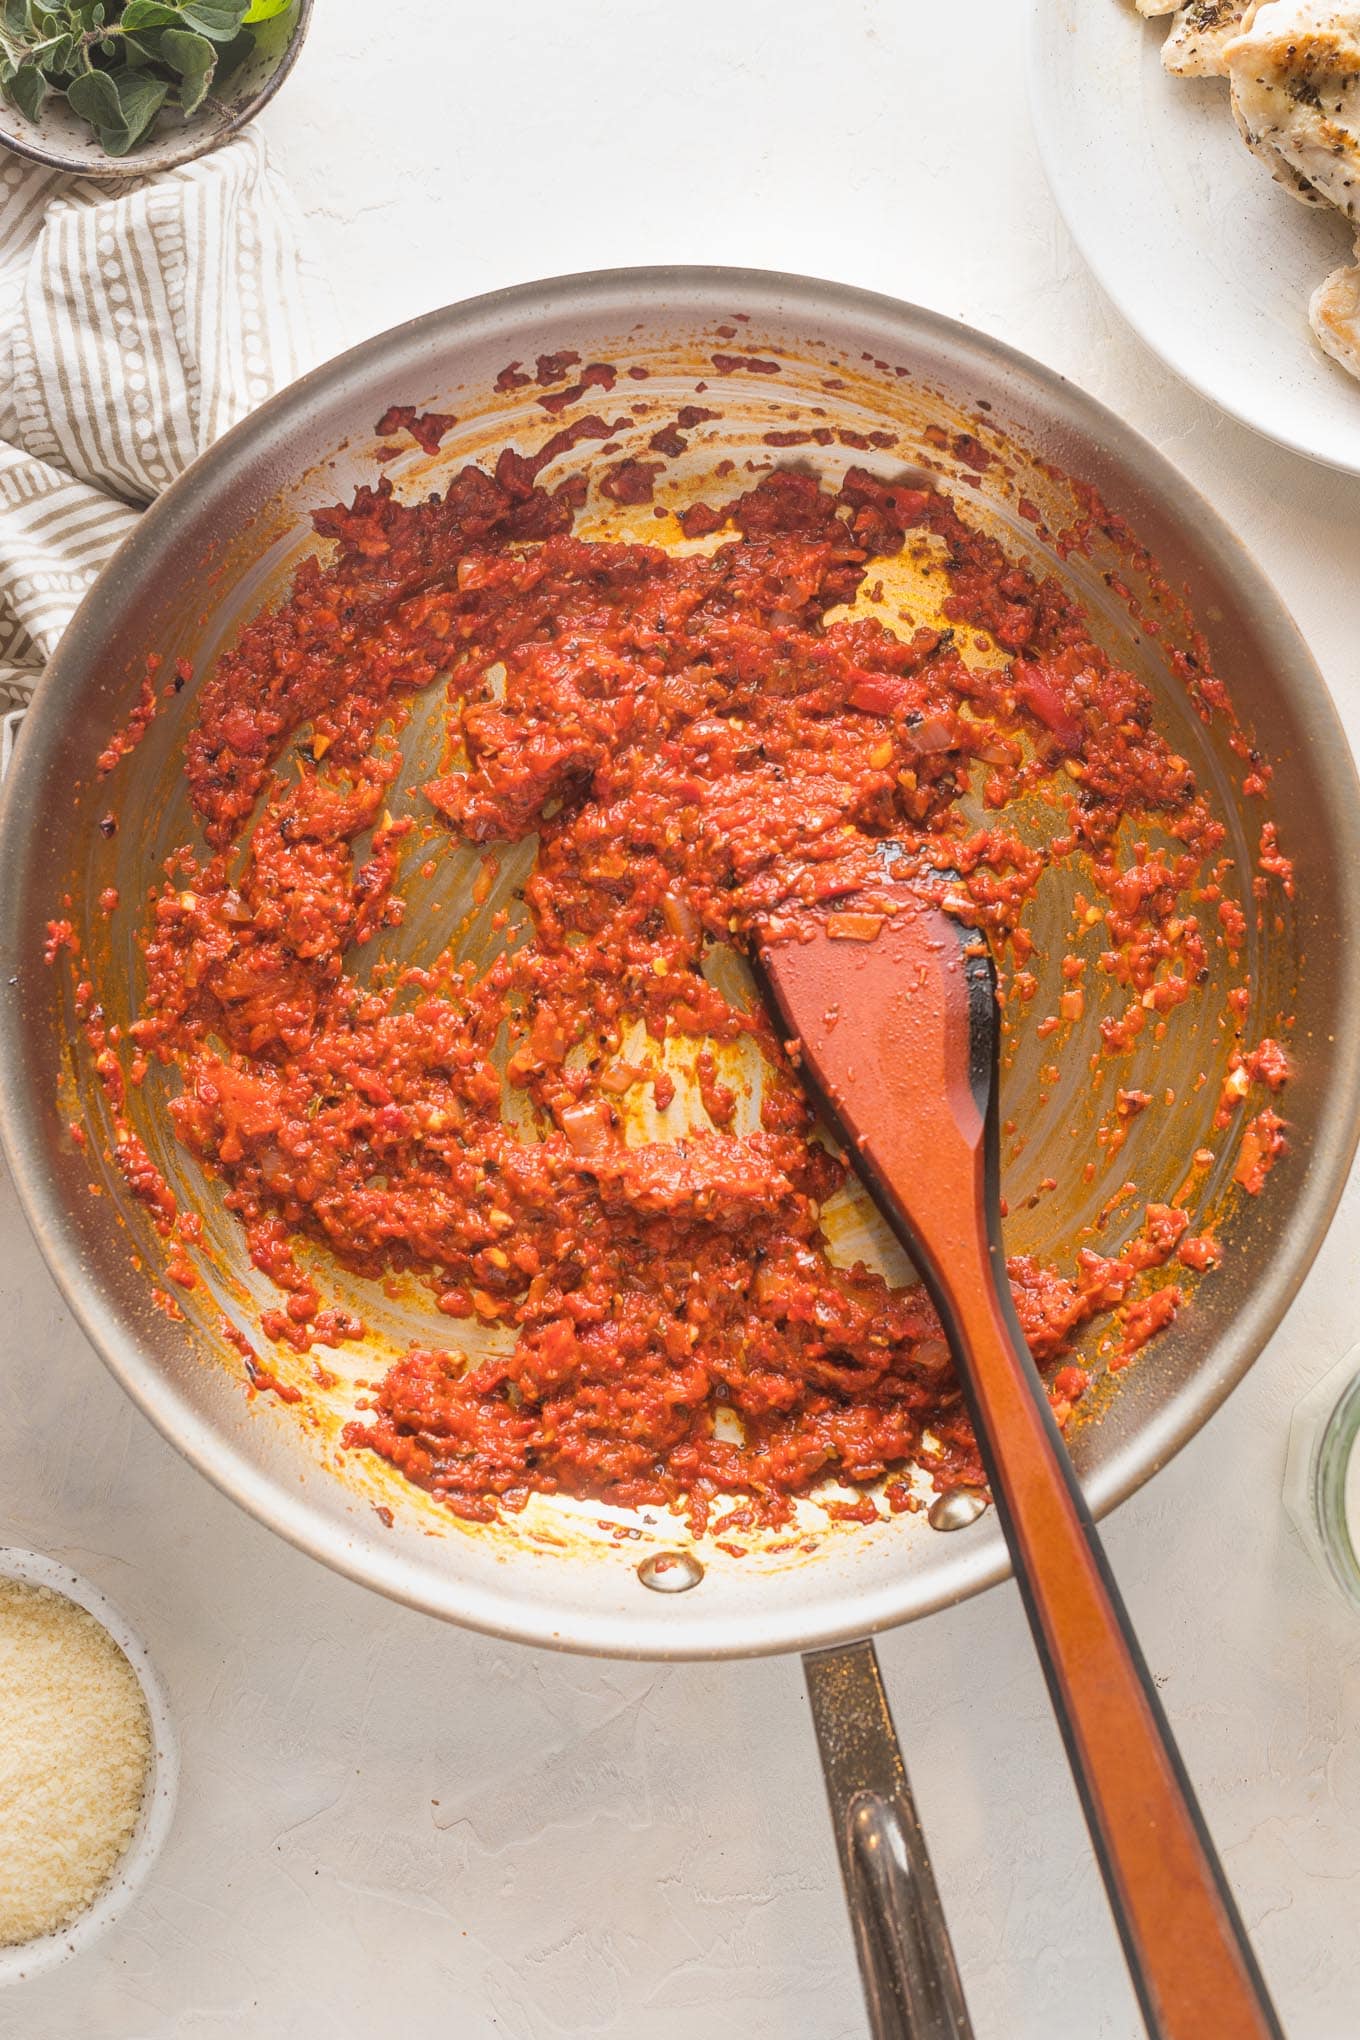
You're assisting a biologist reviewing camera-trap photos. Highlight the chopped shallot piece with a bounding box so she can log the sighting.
[559,1101,613,1154]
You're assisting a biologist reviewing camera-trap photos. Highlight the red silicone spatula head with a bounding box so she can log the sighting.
[753,869,1000,1305]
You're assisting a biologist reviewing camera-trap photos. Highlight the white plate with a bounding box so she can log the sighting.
[1027,0,1360,473]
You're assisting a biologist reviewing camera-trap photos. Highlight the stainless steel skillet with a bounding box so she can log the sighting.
[1,269,1356,2032]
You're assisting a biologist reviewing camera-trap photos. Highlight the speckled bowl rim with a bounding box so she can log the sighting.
[0,0,313,179]
[0,1547,178,1987]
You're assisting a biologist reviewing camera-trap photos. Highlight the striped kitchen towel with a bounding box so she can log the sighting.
[0,130,332,712]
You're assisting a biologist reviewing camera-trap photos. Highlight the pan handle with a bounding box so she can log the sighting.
[804,1641,974,2040]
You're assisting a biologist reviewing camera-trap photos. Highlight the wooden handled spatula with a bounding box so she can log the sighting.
[754,863,1282,2040]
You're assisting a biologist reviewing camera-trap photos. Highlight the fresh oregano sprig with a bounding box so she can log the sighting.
[0,0,289,156]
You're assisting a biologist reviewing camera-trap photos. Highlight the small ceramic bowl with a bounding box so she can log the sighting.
[0,1547,178,1987]
[0,0,312,178]
[1284,1347,1360,1612]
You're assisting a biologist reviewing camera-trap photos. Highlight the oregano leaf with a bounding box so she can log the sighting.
[107,63,167,143]
[64,63,121,130]
[178,0,247,42]
[7,57,45,118]
[158,23,213,114]
[119,31,158,67]
[121,1,183,27]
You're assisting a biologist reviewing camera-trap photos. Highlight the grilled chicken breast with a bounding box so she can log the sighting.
[1162,3,1258,77]
[1311,245,1360,373]
[1225,3,1360,216]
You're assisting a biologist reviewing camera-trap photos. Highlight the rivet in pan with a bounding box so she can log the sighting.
[636,1549,704,1592]
[927,1486,990,1532]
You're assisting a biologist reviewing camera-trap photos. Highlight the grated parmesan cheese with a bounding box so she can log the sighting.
[0,1578,152,1948]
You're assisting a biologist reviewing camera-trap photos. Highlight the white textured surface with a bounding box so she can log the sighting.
[3,2,1360,2034]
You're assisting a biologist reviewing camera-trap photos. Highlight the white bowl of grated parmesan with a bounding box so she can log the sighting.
[0,1548,177,1984]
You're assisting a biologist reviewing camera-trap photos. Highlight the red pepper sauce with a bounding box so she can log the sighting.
[95,453,1290,1531]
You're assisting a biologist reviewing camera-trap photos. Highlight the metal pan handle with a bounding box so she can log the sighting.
[804,1640,974,2040]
